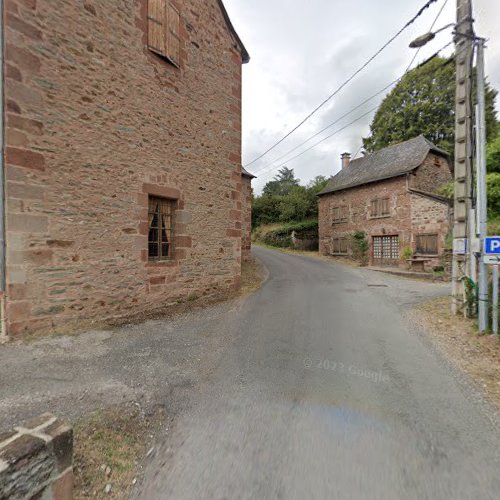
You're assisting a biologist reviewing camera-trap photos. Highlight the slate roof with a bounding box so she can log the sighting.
[318,135,450,196]
[241,167,256,179]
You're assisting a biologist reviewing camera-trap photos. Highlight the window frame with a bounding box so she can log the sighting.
[415,233,439,256]
[148,196,176,261]
[369,197,391,219]
[147,0,181,68]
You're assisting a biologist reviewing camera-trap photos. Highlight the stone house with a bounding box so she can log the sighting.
[0,0,253,338]
[318,136,452,270]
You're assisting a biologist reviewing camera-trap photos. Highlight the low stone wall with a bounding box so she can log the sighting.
[0,413,73,500]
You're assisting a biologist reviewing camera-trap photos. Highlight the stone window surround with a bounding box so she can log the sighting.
[140,183,183,267]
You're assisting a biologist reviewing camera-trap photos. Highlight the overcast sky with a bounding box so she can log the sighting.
[223,0,500,193]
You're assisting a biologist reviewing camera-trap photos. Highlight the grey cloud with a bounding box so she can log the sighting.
[223,0,500,193]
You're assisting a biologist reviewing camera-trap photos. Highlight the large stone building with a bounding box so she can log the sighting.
[0,0,253,338]
[318,136,452,269]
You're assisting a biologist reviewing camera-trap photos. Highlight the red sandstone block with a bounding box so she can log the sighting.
[6,147,45,171]
[8,283,27,300]
[7,181,44,200]
[18,0,37,9]
[6,114,43,135]
[230,210,241,221]
[142,183,180,200]
[150,276,166,285]
[8,213,48,233]
[6,128,28,148]
[226,229,241,238]
[52,468,74,500]
[6,45,41,73]
[5,64,22,82]
[5,0,18,13]
[175,236,192,248]
[7,300,31,321]
[6,12,42,40]
[228,152,240,163]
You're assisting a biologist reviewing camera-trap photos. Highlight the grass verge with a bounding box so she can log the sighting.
[73,404,166,499]
[415,296,500,410]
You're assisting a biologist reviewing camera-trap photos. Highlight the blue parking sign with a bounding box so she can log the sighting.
[484,237,500,254]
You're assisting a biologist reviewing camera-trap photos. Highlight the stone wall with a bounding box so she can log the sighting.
[409,192,451,270]
[0,413,73,500]
[318,176,411,263]
[409,152,452,194]
[4,0,248,336]
[241,174,253,261]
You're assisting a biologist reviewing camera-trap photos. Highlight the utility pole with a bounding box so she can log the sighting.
[476,38,488,331]
[452,0,475,316]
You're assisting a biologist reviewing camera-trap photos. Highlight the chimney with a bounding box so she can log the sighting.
[341,152,351,170]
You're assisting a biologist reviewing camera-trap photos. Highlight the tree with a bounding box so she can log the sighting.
[487,130,500,173]
[363,57,498,158]
[262,167,300,197]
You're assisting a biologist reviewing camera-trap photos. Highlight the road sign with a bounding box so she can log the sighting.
[484,237,500,254]
[483,255,500,265]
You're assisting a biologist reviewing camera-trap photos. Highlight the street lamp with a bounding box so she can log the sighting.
[408,23,456,48]
[409,25,489,332]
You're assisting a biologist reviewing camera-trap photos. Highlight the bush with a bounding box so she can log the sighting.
[254,221,318,248]
[350,231,369,266]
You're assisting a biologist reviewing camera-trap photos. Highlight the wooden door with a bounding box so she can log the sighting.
[373,236,400,266]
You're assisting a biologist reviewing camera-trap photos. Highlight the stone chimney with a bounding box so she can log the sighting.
[341,152,351,170]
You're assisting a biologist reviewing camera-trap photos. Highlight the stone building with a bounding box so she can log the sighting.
[318,136,452,270]
[0,0,253,338]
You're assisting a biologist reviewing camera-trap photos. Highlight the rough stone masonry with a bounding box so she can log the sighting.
[0,413,73,499]
[3,0,252,337]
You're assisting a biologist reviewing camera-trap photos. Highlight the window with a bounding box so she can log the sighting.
[148,0,180,66]
[148,197,175,260]
[332,206,348,224]
[416,234,438,255]
[332,237,349,255]
[370,198,390,218]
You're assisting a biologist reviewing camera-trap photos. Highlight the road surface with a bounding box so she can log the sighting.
[137,247,500,499]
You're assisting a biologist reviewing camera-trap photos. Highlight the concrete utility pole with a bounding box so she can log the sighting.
[476,38,488,331]
[451,0,475,316]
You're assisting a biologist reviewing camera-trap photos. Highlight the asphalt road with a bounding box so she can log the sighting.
[137,247,500,500]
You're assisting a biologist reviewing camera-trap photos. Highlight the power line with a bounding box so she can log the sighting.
[406,0,451,72]
[255,41,455,183]
[244,0,440,169]
[251,78,400,175]
[254,41,454,180]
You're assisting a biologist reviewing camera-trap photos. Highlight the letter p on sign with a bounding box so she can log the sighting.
[485,237,500,254]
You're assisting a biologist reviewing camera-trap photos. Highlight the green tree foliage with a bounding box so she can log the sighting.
[262,167,300,196]
[487,173,500,217]
[487,130,500,173]
[252,171,329,228]
[363,57,498,157]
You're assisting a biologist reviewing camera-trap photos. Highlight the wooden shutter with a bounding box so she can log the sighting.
[370,200,378,217]
[148,0,167,57]
[381,198,389,216]
[166,2,180,66]
[416,234,438,255]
